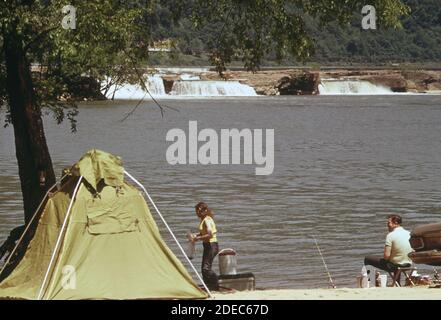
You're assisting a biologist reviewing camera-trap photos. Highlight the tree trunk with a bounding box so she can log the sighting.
[4,28,56,224]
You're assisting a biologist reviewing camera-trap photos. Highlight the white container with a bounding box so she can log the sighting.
[380,275,388,287]
[366,265,376,287]
[356,276,363,288]
[218,248,237,275]
[356,275,369,288]
[362,275,369,288]
[358,266,369,288]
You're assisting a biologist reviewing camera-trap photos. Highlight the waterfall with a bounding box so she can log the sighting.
[103,75,166,100]
[103,73,258,99]
[180,74,201,81]
[170,80,257,96]
[146,75,167,95]
[319,79,393,95]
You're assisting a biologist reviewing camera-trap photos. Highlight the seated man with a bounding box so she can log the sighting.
[364,214,413,285]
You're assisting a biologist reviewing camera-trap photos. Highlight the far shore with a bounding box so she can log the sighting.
[212,287,441,300]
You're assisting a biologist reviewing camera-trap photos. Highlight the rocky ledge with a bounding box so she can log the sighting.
[200,68,441,95]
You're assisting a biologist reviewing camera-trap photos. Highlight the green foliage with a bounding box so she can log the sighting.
[150,0,441,66]
[0,0,411,129]
[177,0,408,71]
[0,0,155,131]
[189,0,313,73]
[303,0,441,63]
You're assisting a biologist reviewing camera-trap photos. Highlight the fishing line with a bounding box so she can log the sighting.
[312,235,337,289]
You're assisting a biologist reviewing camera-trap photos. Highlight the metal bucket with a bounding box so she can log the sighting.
[218,248,237,275]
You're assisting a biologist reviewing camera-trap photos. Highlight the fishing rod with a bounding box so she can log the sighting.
[312,235,337,289]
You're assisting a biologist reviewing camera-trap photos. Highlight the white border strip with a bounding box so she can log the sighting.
[124,170,212,298]
[37,176,83,300]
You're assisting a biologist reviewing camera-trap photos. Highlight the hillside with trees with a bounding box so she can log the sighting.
[148,0,441,66]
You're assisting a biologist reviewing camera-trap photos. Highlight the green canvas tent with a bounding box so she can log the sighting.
[0,150,208,300]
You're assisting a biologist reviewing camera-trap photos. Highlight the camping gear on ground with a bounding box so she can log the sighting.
[434,268,440,282]
[379,274,388,287]
[216,248,254,291]
[356,276,363,288]
[218,273,255,291]
[0,150,208,300]
[410,223,441,252]
[358,265,369,288]
[365,265,376,288]
[218,248,237,275]
[429,268,441,288]
[405,270,432,286]
[374,272,387,288]
[374,271,388,287]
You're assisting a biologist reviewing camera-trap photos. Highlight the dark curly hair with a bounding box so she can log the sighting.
[195,201,214,217]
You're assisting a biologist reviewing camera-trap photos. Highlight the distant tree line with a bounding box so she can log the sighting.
[148,0,441,65]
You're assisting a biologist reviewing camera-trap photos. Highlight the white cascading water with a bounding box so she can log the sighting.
[180,73,201,81]
[146,74,167,96]
[103,74,166,100]
[103,74,257,99]
[170,80,257,96]
[319,79,393,95]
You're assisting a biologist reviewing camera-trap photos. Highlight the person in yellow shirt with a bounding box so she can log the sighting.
[192,201,219,290]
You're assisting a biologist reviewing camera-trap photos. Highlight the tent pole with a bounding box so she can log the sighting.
[0,173,69,278]
[124,170,213,298]
[36,176,83,300]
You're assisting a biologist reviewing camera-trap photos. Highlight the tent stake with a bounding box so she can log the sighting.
[124,170,213,298]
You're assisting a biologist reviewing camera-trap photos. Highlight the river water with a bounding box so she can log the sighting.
[1,95,441,289]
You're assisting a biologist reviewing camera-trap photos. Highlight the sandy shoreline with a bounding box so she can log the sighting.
[212,287,441,300]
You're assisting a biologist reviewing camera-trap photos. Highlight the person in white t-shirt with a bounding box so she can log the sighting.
[364,214,414,284]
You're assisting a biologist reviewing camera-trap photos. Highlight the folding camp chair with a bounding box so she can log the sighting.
[388,266,416,287]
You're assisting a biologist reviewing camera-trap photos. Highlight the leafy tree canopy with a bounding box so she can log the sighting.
[0,0,409,127]
[150,1,440,66]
